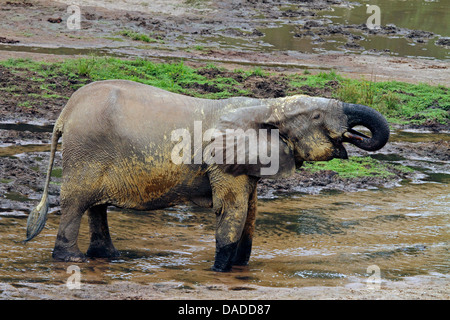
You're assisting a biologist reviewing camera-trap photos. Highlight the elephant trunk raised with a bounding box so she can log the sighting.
[342,102,390,151]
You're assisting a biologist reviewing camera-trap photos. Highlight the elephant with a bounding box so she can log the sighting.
[26,79,389,272]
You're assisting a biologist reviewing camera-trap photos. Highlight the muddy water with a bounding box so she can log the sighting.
[324,0,449,37]
[262,0,449,59]
[0,128,449,290]
[390,129,450,143]
[0,182,448,289]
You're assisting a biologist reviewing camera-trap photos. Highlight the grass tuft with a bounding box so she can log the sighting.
[118,29,157,43]
[302,156,412,179]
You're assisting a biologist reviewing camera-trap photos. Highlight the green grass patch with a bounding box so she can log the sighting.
[289,69,343,88]
[333,78,449,125]
[51,168,63,178]
[193,45,206,51]
[288,71,449,125]
[184,0,210,7]
[18,101,32,108]
[57,57,253,99]
[0,57,447,124]
[0,57,239,99]
[74,57,96,77]
[0,57,40,70]
[302,156,411,179]
[118,29,158,43]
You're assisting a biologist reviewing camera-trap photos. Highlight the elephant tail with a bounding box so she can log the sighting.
[25,120,63,242]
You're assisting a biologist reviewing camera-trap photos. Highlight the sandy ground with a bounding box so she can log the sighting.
[1,275,448,300]
[0,0,449,300]
[56,0,201,16]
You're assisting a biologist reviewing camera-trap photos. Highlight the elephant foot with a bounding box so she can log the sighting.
[86,245,120,259]
[212,242,238,272]
[211,264,232,272]
[232,237,252,267]
[52,248,87,262]
[231,253,249,266]
[231,260,249,267]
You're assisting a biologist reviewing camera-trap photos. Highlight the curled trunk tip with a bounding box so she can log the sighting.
[342,102,390,151]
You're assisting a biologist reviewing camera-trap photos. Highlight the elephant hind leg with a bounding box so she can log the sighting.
[52,200,87,262]
[86,204,120,258]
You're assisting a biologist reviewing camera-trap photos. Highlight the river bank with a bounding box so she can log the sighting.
[0,0,448,85]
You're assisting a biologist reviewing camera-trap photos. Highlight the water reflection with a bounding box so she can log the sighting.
[261,0,449,59]
[324,0,449,37]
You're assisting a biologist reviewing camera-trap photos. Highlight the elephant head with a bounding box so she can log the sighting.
[213,95,389,178]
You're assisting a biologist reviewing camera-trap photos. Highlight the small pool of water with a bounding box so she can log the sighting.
[261,0,449,59]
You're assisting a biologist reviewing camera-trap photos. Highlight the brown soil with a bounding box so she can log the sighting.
[0,0,448,85]
[194,67,342,99]
[0,65,83,124]
[193,67,293,98]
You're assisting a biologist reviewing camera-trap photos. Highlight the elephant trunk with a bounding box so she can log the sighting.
[342,103,390,151]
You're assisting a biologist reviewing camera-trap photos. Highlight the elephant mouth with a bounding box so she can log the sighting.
[332,141,348,160]
[293,138,348,168]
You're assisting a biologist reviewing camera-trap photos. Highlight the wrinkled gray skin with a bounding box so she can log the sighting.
[26,80,389,272]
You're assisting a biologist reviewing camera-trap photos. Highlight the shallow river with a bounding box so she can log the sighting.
[0,130,448,291]
[0,180,448,289]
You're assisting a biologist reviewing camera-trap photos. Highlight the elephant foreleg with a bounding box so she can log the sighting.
[86,205,120,258]
[212,204,248,272]
[232,184,258,266]
[208,171,258,272]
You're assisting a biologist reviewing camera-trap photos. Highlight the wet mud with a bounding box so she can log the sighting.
[0,64,88,124]
[0,0,448,84]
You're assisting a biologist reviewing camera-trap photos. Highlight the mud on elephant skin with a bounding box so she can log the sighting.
[25,80,389,272]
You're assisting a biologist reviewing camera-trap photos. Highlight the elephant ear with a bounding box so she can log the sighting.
[207,106,296,179]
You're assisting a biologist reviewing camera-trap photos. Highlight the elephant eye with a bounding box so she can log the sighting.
[312,112,321,120]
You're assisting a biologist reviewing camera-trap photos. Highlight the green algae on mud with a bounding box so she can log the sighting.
[302,156,413,179]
